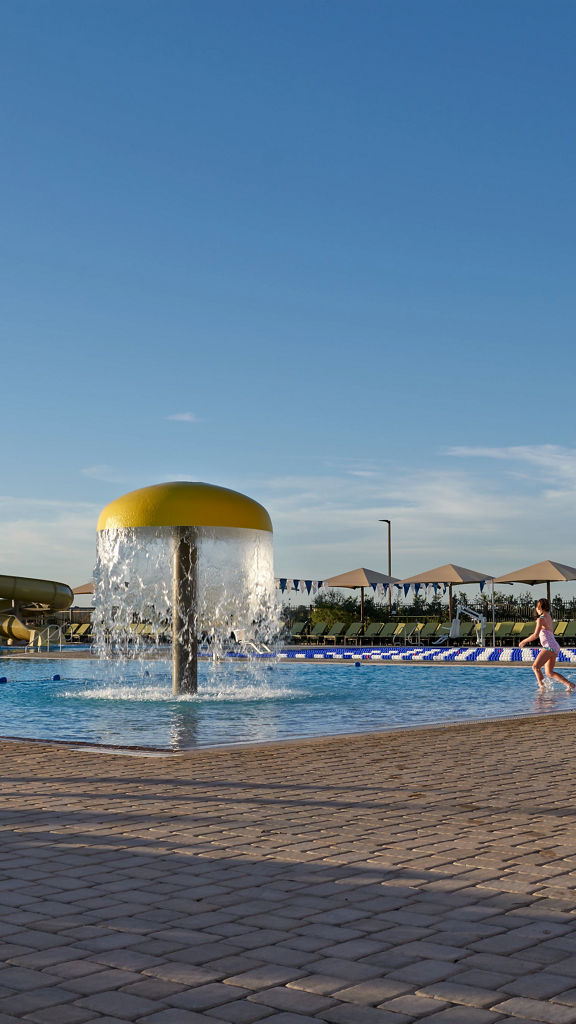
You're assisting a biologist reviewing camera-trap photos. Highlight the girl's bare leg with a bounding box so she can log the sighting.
[532,650,549,686]
[544,653,575,689]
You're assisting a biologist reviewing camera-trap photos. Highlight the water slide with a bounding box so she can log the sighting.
[0,575,73,643]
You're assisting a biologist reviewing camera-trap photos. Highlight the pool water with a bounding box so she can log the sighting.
[0,658,574,750]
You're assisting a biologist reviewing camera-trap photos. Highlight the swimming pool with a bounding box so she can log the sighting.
[0,657,574,750]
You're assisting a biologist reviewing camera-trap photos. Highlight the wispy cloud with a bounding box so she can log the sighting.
[0,497,100,583]
[81,465,127,484]
[447,445,576,500]
[256,466,528,577]
[447,444,576,472]
[166,412,201,423]
[5,442,576,588]
[0,496,97,511]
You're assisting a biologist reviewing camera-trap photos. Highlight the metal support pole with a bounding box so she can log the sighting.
[172,526,198,695]
[379,519,392,610]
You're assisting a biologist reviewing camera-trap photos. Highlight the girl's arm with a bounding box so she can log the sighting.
[519,617,542,648]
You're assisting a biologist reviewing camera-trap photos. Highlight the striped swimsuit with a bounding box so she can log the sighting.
[539,616,561,654]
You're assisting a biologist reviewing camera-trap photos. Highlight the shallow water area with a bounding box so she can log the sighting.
[1,658,575,750]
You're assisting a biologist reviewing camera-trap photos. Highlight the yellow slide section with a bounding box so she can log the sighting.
[0,575,74,644]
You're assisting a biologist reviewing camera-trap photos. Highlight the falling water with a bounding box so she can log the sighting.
[93,525,281,671]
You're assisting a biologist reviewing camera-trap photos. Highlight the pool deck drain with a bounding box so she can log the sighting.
[2,716,576,1022]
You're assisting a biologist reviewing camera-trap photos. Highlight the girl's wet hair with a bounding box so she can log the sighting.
[537,597,551,613]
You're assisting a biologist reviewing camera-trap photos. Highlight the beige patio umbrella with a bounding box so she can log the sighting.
[73,582,95,595]
[322,568,400,625]
[396,563,494,620]
[494,560,576,606]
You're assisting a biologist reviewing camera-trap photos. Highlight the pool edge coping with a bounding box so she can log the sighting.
[0,705,574,759]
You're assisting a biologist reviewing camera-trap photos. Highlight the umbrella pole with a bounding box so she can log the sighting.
[360,587,365,628]
[448,584,453,622]
[547,581,551,606]
[491,578,496,646]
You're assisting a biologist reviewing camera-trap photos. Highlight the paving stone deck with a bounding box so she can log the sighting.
[1,714,576,1022]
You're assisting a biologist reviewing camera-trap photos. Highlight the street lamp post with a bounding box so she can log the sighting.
[378,519,392,611]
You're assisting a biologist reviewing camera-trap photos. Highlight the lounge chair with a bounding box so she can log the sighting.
[362,622,385,645]
[402,623,422,644]
[73,623,92,643]
[414,621,439,644]
[403,622,424,645]
[378,622,399,644]
[391,621,409,644]
[560,620,576,645]
[431,623,451,645]
[454,621,476,644]
[324,621,347,645]
[510,621,536,646]
[307,621,329,645]
[493,621,515,646]
[342,621,364,645]
[513,622,534,645]
[288,621,308,644]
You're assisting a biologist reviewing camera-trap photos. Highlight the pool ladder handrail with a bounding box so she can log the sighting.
[26,624,65,652]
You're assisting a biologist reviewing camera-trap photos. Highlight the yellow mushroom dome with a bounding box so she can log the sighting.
[97,482,273,533]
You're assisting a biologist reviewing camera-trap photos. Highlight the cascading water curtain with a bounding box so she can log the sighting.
[93,524,281,662]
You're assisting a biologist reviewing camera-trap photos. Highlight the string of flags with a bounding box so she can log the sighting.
[276,579,488,596]
[275,579,429,597]
[275,579,323,594]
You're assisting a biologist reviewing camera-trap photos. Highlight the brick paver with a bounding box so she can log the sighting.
[1,714,576,1020]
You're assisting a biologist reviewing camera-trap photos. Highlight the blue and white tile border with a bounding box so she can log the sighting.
[278,646,576,664]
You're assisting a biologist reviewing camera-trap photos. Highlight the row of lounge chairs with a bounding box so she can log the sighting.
[63,623,169,644]
[288,620,435,646]
[289,619,576,647]
[489,619,576,646]
[63,624,93,643]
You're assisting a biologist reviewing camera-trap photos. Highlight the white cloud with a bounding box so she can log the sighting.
[166,412,200,423]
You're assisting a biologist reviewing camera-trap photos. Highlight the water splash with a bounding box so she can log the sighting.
[59,681,305,703]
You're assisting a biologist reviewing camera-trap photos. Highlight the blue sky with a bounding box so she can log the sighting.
[2,0,576,593]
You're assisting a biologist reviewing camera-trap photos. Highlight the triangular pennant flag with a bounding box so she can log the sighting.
[479,580,485,592]
[293,579,300,592]
[403,584,410,597]
[304,580,312,594]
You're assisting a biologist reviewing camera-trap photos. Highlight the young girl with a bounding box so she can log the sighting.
[519,598,575,690]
